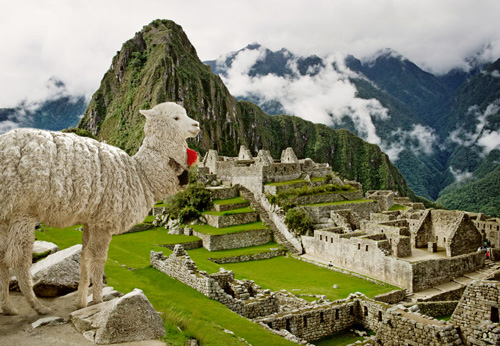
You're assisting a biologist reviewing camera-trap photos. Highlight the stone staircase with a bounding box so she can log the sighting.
[405,260,500,303]
[240,187,302,255]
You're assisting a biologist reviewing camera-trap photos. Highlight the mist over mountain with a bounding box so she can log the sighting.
[205,44,500,216]
[0,78,87,134]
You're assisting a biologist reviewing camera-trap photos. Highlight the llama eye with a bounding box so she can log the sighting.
[174,116,180,121]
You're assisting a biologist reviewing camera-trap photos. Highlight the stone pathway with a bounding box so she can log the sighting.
[239,187,302,255]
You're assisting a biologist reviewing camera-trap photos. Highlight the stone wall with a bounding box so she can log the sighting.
[207,185,240,200]
[192,228,271,251]
[365,190,395,211]
[204,211,260,228]
[411,251,485,292]
[415,301,458,318]
[160,240,203,251]
[213,201,250,212]
[256,299,360,341]
[208,249,286,264]
[150,246,279,319]
[302,199,380,222]
[373,289,407,304]
[450,280,500,345]
[374,308,462,345]
[302,230,414,290]
[292,191,363,206]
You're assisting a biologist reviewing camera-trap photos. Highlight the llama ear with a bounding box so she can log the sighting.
[139,109,156,118]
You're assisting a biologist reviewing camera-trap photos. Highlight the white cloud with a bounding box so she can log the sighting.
[381,124,440,162]
[221,49,388,145]
[0,121,20,135]
[1,0,500,108]
[449,101,500,155]
[449,166,473,183]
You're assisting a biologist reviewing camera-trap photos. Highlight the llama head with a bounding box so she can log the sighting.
[139,102,200,139]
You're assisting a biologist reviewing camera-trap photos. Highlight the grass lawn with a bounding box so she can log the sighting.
[221,256,398,301]
[203,206,255,216]
[312,327,373,346]
[187,243,283,274]
[190,221,268,235]
[213,197,248,205]
[35,226,296,346]
[265,179,309,186]
[302,199,375,207]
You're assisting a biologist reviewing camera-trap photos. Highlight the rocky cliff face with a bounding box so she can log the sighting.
[78,19,413,197]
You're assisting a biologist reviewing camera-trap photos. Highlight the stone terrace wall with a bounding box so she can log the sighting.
[150,246,279,319]
[374,308,462,345]
[291,191,363,206]
[192,228,271,251]
[302,199,380,222]
[416,301,458,318]
[256,299,360,341]
[208,249,286,264]
[411,251,485,292]
[451,280,500,345]
[204,211,260,228]
[373,289,407,304]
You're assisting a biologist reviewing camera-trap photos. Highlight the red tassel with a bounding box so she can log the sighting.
[187,148,198,167]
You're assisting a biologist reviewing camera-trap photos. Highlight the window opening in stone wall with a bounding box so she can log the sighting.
[365,245,368,251]
[303,316,307,327]
[284,167,287,172]
[331,238,333,243]
[320,311,324,323]
[286,319,290,331]
[435,235,438,242]
[335,309,339,320]
[358,244,360,250]
[387,319,392,328]
[275,167,278,173]
[320,235,322,240]
[364,306,368,316]
[325,236,328,242]
[267,322,272,329]
[378,311,382,321]
[350,306,353,315]
[491,306,499,323]
[444,237,446,243]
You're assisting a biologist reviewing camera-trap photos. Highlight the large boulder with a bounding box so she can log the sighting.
[10,244,82,296]
[70,288,166,344]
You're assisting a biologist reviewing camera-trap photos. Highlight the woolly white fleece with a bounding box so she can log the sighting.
[0,102,200,315]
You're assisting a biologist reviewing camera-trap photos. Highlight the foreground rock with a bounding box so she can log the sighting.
[10,244,82,296]
[70,289,166,344]
[33,240,60,258]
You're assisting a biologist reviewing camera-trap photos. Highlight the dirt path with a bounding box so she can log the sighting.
[0,292,166,346]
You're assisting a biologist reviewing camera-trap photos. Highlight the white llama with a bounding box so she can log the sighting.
[0,102,200,315]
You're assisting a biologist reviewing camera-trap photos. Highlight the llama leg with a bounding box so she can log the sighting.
[0,222,17,315]
[0,260,18,315]
[9,217,50,315]
[89,231,112,305]
[76,225,90,309]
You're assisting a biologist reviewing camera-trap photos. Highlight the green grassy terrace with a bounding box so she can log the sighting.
[265,177,325,187]
[302,199,376,207]
[34,223,398,345]
[203,206,255,216]
[190,221,267,235]
[212,197,248,206]
[388,204,408,211]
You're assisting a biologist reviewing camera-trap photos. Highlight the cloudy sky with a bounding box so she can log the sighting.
[2,0,500,108]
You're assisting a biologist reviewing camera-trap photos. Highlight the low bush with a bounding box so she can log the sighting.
[284,208,313,236]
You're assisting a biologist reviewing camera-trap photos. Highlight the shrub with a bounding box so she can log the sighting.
[164,183,213,222]
[285,208,313,237]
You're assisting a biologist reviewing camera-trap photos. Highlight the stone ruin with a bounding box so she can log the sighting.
[151,244,500,345]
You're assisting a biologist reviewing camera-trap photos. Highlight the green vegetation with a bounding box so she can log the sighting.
[34,221,397,344]
[203,206,255,216]
[62,127,96,139]
[268,181,357,212]
[78,19,414,198]
[388,204,407,211]
[303,199,375,207]
[284,207,313,236]
[164,183,213,223]
[32,250,51,263]
[222,256,398,301]
[213,197,247,206]
[313,327,373,345]
[265,179,308,186]
[190,221,267,235]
